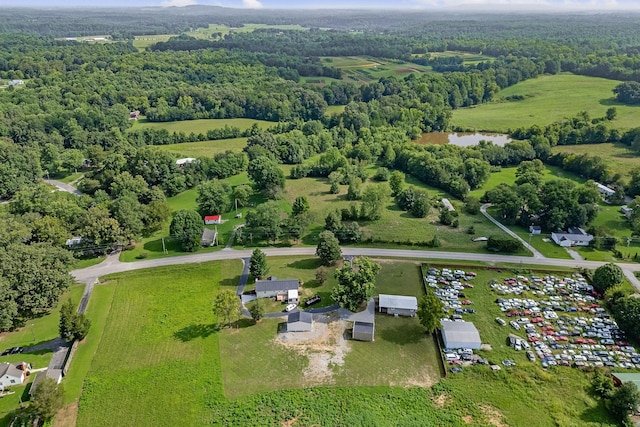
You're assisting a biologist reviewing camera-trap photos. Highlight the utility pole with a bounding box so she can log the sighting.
[235,198,238,213]
[30,324,35,342]
[162,237,167,254]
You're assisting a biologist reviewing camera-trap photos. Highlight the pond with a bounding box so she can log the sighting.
[416,132,512,147]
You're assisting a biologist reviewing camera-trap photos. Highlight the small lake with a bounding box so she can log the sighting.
[416,132,512,147]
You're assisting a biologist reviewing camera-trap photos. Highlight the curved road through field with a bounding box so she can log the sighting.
[71,246,640,291]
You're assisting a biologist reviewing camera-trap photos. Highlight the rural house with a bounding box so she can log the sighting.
[204,215,222,225]
[441,321,481,349]
[595,182,616,199]
[348,299,376,342]
[201,228,218,246]
[255,278,300,302]
[621,205,633,218]
[378,294,418,317]
[551,227,594,247]
[8,79,23,86]
[286,311,313,332]
[175,158,197,167]
[0,362,28,390]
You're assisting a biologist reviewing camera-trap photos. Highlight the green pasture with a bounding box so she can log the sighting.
[155,137,248,158]
[186,23,308,40]
[453,74,640,132]
[428,50,494,65]
[552,143,639,179]
[132,34,175,50]
[130,118,274,134]
[75,261,242,427]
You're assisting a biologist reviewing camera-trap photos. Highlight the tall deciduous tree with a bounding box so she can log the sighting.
[59,299,91,342]
[316,230,342,266]
[197,180,232,215]
[608,382,640,425]
[331,257,380,311]
[249,249,269,280]
[170,209,203,252]
[417,293,445,333]
[245,201,283,243]
[213,290,241,328]
[592,263,624,293]
[247,156,285,199]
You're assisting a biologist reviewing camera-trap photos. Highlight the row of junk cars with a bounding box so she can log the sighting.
[493,273,640,369]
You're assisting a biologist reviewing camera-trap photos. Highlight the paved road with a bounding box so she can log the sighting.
[70,246,640,290]
[480,203,545,259]
[44,179,83,196]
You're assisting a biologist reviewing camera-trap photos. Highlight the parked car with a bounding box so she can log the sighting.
[305,295,321,307]
[495,317,506,326]
[285,303,297,312]
[450,367,462,373]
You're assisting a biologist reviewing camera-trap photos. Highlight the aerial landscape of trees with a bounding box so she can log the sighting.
[2,6,640,426]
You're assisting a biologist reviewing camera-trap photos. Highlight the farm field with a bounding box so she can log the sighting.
[155,137,248,158]
[186,23,308,40]
[319,56,432,84]
[71,259,621,426]
[453,74,640,131]
[129,118,274,134]
[552,143,639,179]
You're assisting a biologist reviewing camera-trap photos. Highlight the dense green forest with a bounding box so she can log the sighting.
[1,8,640,332]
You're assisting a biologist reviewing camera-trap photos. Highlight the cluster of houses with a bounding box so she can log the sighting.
[255,274,421,343]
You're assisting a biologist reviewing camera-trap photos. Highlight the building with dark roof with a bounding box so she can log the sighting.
[286,311,313,332]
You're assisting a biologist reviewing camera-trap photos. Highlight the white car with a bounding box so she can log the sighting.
[285,303,297,312]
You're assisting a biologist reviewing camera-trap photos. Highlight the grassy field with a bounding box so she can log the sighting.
[76,261,242,427]
[552,143,639,179]
[186,23,308,40]
[155,137,248,158]
[130,118,274,134]
[453,74,640,132]
[428,50,494,65]
[72,259,618,426]
[132,34,175,50]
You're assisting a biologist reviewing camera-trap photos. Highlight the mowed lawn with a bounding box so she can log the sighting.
[155,137,247,158]
[76,261,242,427]
[130,118,274,134]
[552,143,639,179]
[453,74,640,131]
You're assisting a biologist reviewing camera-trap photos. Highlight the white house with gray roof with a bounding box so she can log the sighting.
[0,362,28,390]
[551,227,594,247]
[255,278,300,303]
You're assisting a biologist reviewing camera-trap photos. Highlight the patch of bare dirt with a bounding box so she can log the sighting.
[432,393,450,409]
[282,416,298,427]
[478,404,508,427]
[53,401,78,427]
[462,415,473,424]
[275,312,350,385]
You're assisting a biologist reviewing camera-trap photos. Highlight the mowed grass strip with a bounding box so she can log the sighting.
[76,261,242,427]
[130,118,274,134]
[155,137,247,158]
[453,73,640,131]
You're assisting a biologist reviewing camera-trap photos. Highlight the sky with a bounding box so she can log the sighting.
[3,0,640,10]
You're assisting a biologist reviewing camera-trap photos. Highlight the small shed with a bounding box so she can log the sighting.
[286,311,313,332]
[204,215,222,225]
[378,294,418,317]
[201,228,218,246]
[348,299,376,342]
[8,80,24,86]
[529,225,541,235]
[612,373,640,388]
[441,198,455,212]
[441,321,481,349]
[621,205,633,218]
[129,110,140,120]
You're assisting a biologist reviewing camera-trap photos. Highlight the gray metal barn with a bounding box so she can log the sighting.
[378,294,418,317]
[441,321,481,349]
[286,311,313,332]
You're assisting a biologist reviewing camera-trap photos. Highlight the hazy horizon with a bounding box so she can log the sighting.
[3,0,640,11]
